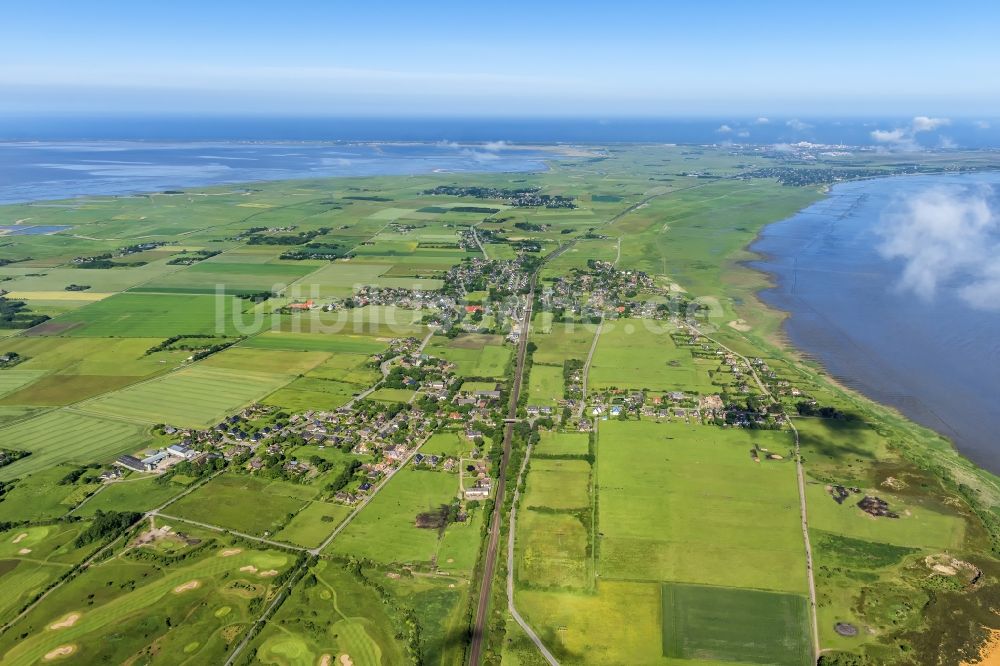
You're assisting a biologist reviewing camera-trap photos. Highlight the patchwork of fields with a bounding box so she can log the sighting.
[0,145,991,666]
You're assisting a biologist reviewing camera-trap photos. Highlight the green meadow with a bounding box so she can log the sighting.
[169,473,312,537]
[326,467,474,569]
[597,420,807,592]
[425,334,512,378]
[44,292,259,337]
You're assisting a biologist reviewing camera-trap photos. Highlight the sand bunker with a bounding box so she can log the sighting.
[12,532,28,544]
[18,548,31,555]
[43,645,76,660]
[319,655,332,666]
[172,580,200,594]
[727,319,752,332]
[49,613,81,630]
[220,548,242,557]
[239,565,258,573]
[340,655,354,666]
[258,569,279,577]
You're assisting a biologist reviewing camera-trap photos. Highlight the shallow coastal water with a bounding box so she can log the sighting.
[752,172,1000,472]
[0,141,552,205]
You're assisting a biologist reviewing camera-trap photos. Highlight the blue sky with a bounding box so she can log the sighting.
[2,0,999,116]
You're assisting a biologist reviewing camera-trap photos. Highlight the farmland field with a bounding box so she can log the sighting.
[597,420,807,592]
[516,510,590,589]
[137,259,317,293]
[48,292,259,337]
[0,410,150,481]
[76,365,294,427]
[661,582,812,665]
[242,329,389,354]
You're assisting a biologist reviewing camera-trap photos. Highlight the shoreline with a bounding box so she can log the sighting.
[741,175,1000,478]
[0,141,562,208]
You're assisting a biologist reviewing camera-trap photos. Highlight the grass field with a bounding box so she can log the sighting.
[516,581,666,663]
[526,363,563,406]
[536,431,590,457]
[523,459,590,511]
[0,465,100,522]
[597,420,807,593]
[242,330,391,355]
[589,319,717,393]
[76,365,294,428]
[425,335,512,378]
[275,306,426,337]
[0,411,150,481]
[661,582,812,665]
[368,387,416,403]
[76,476,185,516]
[273,501,352,547]
[326,467,473,568]
[804,483,965,550]
[423,431,471,458]
[516,510,591,590]
[263,377,361,411]
[530,322,597,365]
[138,260,317,293]
[48,292,260,337]
[168,473,312,537]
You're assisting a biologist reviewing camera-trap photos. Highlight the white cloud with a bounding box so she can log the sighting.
[736,130,750,138]
[786,118,812,131]
[716,124,733,133]
[869,116,952,150]
[911,116,950,132]
[482,141,508,152]
[877,184,1000,310]
[975,120,991,129]
[871,128,908,143]
[754,117,770,124]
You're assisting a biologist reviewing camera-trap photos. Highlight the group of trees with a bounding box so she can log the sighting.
[0,296,49,329]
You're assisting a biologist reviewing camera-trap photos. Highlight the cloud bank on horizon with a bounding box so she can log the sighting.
[870,116,953,150]
[878,184,1000,311]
